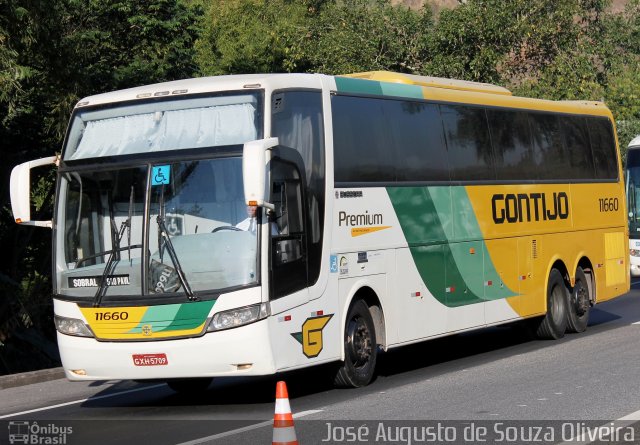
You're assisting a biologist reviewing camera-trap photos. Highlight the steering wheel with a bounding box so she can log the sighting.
[212,225,243,233]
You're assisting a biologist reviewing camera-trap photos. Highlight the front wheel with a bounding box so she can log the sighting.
[334,300,377,388]
[534,269,568,340]
[566,267,590,333]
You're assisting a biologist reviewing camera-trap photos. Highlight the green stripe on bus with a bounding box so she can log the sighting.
[380,82,424,99]
[335,77,424,100]
[128,300,216,333]
[335,77,383,96]
[166,300,216,331]
[387,186,516,307]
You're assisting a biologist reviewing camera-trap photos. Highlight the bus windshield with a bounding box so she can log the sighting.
[56,158,258,300]
[626,148,640,239]
[55,92,263,301]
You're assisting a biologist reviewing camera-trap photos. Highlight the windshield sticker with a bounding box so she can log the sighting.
[68,275,130,288]
[152,165,171,186]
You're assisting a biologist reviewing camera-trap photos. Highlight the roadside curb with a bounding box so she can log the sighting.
[0,368,65,390]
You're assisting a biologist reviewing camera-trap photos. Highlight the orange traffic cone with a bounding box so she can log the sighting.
[272,381,299,445]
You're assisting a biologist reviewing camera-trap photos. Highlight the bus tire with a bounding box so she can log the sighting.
[166,377,213,394]
[535,269,568,340]
[566,267,590,333]
[334,300,377,388]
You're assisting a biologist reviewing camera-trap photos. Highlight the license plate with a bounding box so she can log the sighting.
[132,353,168,366]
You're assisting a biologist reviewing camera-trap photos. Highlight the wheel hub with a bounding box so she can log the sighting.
[347,317,371,367]
[572,283,589,316]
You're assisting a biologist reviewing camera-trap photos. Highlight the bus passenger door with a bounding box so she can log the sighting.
[268,159,309,304]
[267,155,314,370]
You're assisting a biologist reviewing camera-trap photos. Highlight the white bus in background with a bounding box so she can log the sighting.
[626,135,640,276]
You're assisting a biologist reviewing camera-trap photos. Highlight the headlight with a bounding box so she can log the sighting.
[54,315,94,338]
[207,303,269,332]
[631,249,640,257]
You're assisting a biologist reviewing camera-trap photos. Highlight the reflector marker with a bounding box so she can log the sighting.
[445,286,456,293]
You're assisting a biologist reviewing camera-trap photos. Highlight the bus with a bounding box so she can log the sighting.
[10,71,629,391]
[626,135,640,276]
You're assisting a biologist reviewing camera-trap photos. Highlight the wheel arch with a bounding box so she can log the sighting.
[341,284,387,356]
[576,256,596,304]
[547,258,571,291]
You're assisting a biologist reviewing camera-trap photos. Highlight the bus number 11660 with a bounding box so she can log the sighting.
[598,197,619,212]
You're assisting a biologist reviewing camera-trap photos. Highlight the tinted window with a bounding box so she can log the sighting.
[587,117,618,179]
[487,109,535,180]
[440,105,494,181]
[388,101,449,182]
[332,95,394,182]
[529,113,569,180]
[561,115,596,179]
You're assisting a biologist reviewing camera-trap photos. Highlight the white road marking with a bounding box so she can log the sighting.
[556,407,640,445]
[174,409,324,445]
[0,384,166,419]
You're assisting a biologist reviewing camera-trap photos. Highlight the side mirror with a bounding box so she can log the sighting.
[243,137,278,210]
[10,155,58,228]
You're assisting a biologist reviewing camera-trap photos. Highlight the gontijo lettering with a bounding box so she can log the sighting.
[491,192,569,224]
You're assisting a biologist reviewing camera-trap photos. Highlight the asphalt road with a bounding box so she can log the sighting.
[2,283,640,445]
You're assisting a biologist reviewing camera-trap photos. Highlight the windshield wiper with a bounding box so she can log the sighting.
[92,220,128,307]
[156,215,196,301]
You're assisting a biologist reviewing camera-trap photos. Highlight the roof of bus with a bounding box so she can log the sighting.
[74,73,324,108]
[74,71,614,120]
[338,71,613,119]
[630,135,640,148]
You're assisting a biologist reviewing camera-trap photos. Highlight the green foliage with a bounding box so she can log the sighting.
[196,0,433,76]
[0,0,202,374]
[302,0,433,75]
[196,0,310,75]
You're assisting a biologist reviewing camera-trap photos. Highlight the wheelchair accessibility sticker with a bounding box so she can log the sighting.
[152,165,171,186]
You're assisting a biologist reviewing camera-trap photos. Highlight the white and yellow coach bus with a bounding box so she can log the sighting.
[10,71,629,391]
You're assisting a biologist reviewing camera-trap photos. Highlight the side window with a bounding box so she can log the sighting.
[529,113,569,180]
[272,90,325,286]
[487,109,535,180]
[440,104,495,181]
[332,95,394,183]
[561,115,596,179]
[389,101,449,182]
[587,117,618,180]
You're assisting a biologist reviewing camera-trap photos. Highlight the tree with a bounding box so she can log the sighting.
[0,0,202,374]
[196,0,310,75]
[302,0,433,75]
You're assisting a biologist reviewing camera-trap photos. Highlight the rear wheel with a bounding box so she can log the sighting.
[566,267,590,333]
[535,269,568,340]
[166,377,213,394]
[334,300,377,388]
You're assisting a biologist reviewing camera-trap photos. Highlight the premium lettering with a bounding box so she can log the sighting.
[492,192,569,224]
[338,210,383,226]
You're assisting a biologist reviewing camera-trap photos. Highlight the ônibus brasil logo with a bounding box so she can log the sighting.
[8,421,73,444]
